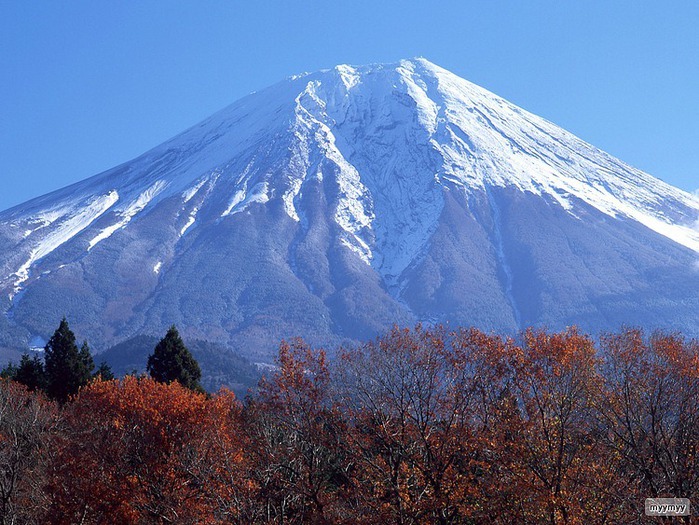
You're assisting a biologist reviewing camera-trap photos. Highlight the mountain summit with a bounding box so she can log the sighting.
[1,59,698,359]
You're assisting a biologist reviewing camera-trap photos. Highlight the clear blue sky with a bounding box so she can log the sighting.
[1,1,697,212]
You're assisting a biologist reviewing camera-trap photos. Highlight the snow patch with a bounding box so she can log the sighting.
[182,178,208,203]
[243,182,270,208]
[294,82,375,264]
[181,171,220,204]
[222,189,247,217]
[180,208,198,236]
[18,204,76,238]
[88,180,167,250]
[406,58,699,255]
[335,64,360,91]
[221,182,270,217]
[283,178,303,222]
[11,190,119,297]
[177,173,221,237]
[32,206,74,227]
[398,61,439,135]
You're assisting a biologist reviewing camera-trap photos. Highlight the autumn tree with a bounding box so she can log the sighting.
[243,339,352,524]
[450,327,520,523]
[0,380,60,525]
[336,325,491,524]
[596,329,699,520]
[44,318,94,402]
[481,327,620,525]
[2,322,694,524]
[147,325,203,392]
[48,376,244,524]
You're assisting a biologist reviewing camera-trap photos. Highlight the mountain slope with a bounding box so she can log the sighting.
[1,58,697,360]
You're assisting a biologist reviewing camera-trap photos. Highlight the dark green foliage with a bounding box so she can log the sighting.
[79,341,94,378]
[44,318,95,402]
[147,326,203,392]
[14,354,47,392]
[0,362,17,379]
[100,335,261,396]
[93,361,114,381]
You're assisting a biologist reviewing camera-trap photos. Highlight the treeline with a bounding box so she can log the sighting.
[2,320,203,401]
[1,318,114,402]
[1,325,698,524]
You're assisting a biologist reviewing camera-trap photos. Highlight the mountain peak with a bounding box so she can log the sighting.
[0,60,697,357]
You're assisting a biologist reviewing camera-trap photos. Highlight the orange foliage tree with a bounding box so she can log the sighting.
[0,380,60,525]
[47,376,244,524]
[4,324,697,524]
[242,339,353,524]
[336,325,494,524]
[597,329,699,520]
[488,327,618,524]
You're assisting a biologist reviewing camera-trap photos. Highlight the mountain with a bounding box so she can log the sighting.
[1,58,698,362]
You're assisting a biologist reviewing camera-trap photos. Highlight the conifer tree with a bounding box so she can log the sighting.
[79,341,95,380]
[147,326,203,392]
[94,361,115,381]
[13,354,47,392]
[0,361,17,379]
[44,318,94,402]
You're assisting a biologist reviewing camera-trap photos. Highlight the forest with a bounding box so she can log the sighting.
[0,322,698,524]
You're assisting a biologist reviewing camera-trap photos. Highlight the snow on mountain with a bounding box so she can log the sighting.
[9,190,120,297]
[88,180,168,250]
[0,58,697,359]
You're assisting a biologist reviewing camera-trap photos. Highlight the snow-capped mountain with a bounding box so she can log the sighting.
[1,58,698,360]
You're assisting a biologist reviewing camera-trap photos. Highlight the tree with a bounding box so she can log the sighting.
[44,318,94,403]
[596,329,699,520]
[0,380,60,524]
[49,377,244,523]
[79,341,94,378]
[0,363,17,380]
[13,354,47,392]
[93,361,114,381]
[337,325,489,524]
[494,327,615,524]
[243,339,351,524]
[147,326,203,392]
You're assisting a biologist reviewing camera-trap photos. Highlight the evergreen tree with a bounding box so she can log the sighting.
[0,361,18,379]
[147,326,203,392]
[44,318,95,402]
[14,354,47,392]
[94,361,115,381]
[79,341,95,380]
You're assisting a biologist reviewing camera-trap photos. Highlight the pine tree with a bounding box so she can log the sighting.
[14,354,47,392]
[94,361,115,381]
[0,361,18,379]
[44,318,95,402]
[147,326,203,392]
[79,341,95,381]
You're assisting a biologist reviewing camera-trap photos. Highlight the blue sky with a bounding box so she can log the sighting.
[1,1,697,212]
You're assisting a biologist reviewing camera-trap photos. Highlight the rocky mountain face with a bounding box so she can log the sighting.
[1,58,698,361]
